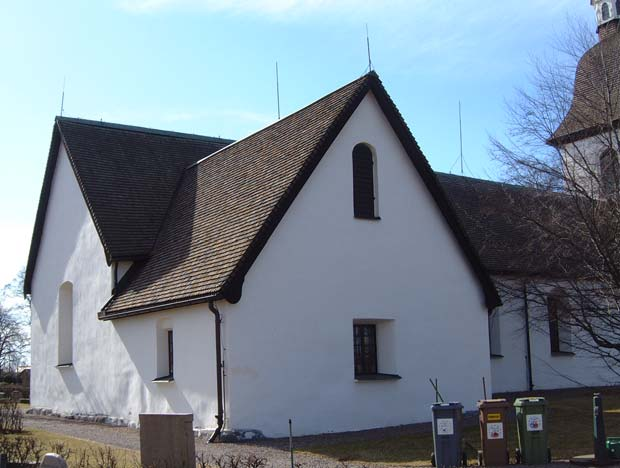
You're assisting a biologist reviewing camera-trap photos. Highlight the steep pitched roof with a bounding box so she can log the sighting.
[24,118,231,294]
[550,31,620,145]
[100,72,501,319]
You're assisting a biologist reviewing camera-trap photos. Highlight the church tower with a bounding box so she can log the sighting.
[591,0,620,40]
[549,1,620,196]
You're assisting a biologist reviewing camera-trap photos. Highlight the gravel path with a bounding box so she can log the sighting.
[24,414,362,468]
[23,414,579,468]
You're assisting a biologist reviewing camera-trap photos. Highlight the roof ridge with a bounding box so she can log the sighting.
[56,116,234,145]
[187,72,375,169]
[436,172,536,191]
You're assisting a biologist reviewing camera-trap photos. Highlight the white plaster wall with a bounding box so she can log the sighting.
[489,289,530,393]
[527,290,619,390]
[561,135,616,196]
[220,92,492,438]
[490,278,620,392]
[30,145,219,429]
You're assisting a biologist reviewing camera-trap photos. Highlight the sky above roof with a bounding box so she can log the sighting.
[0,0,594,287]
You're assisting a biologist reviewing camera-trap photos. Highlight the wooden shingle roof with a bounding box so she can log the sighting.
[100,73,500,318]
[25,72,502,317]
[551,31,620,145]
[24,118,231,294]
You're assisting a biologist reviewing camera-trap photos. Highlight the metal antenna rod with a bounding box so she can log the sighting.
[459,101,464,175]
[276,62,281,120]
[60,77,66,117]
[366,24,373,72]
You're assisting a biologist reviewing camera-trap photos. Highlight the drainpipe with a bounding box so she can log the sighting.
[523,282,534,392]
[208,301,224,443]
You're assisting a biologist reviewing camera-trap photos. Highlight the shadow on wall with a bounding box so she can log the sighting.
[58,367,83,396]
[113,317,193,417]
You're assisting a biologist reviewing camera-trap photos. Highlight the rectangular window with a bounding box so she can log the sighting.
[489,310,502,357]
[354,324,377,375]
[548,297,572,354]
[167,330,174,378]
[154,326,174,382]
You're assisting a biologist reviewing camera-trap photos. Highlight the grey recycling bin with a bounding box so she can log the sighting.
[432,402,465,467]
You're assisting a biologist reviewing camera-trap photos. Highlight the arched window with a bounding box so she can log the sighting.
[58,282,73,366]
[352,143,378,219]
[602,2,611,20]
[600,148,619,196]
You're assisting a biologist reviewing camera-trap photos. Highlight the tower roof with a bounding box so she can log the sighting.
[549,31,620,145]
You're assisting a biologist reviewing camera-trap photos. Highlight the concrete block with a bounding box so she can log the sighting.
[39,453,68,468]
[140,413,195,468]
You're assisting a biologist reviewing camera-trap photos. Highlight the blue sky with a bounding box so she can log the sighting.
[0,0,593,286]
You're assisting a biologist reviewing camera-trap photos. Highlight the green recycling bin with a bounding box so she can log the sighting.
[514,397,551,465]
[607,438,620,459]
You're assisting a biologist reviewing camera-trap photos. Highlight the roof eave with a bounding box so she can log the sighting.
[99,292,222,321]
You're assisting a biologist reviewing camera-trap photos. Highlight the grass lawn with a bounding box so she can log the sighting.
[300,387,620,466]
[4,428,139,467]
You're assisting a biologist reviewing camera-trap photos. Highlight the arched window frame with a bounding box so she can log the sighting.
[600,148,619,196]
[352,143,379,219]
[57,282,73,367]
[602,2,611,21]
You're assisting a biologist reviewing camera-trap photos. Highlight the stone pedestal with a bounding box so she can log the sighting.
[139,413,195,468]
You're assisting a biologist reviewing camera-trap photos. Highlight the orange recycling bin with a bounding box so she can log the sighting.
[477,399,510,466]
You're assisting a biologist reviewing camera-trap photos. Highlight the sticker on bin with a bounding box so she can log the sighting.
[436,418,454,435]
[487,422,504,440]
[526,414,543,432]
[487,413,502,422]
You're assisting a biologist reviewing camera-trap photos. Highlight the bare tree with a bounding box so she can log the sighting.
[0,270,30,374]
[490,16,620,375]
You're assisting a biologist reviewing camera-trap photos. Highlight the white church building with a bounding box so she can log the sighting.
[25,2,620,438]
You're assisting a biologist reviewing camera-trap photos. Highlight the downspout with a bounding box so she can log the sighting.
[523,282,534,392]
[208,301,224,443]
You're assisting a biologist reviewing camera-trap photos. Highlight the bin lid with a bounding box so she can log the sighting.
[477,399,510,409]
[514,397,546,407]
[431,402,463,410]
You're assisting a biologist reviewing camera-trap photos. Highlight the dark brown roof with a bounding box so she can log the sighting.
[99,72,501,319]
[437,172,580,277]
[551,31,620,145]
[24,118,231,294]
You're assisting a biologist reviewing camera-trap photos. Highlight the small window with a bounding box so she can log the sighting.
[354,324,377,375]
[603,2,611,20]
[489,310,502,357]
[352,143,378,219]
[167,330,174,377]
[548,295,572,354]
[600,149,619,196]
[155,323,174,382]
[57,282,73,366]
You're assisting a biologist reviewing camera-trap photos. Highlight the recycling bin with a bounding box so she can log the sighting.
[606,438,620,459]
[514,397,550,465]
[477,399,510,466]
[431,402,465,467]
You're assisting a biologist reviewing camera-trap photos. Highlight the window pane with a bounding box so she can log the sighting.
[603,2,610,20]
[168,330,174,377]
[353,324,378,375]
[352,144,376,218]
